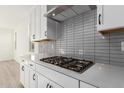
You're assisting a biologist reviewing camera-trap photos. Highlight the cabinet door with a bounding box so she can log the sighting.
[37,73,62,88]
[20,64,25,86]
[35,6,41,40]
[97,5,103,31]
[37,73,49,88]
[24,66,30,88]
[30,69,37,88]
[80,81,96,88]
[30,7,36,41]
[40,5,47,39]
[36,64,79,88]
[103,5,124,30]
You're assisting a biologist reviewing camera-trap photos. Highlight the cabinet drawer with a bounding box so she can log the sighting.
[20,58,28,66]
[28,61,35,70]
[37,73,62,88]
[80,81,96,88]
[36,64,78,88]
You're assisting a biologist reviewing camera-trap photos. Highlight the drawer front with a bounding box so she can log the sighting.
[37,73,62,88]
[21,58,28,66]
[37,73,50,88]
[36,64,78,88]
[28,61,35,70]
[80,81,96,88]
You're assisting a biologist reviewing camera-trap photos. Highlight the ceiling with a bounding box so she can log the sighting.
[0,5,34,30]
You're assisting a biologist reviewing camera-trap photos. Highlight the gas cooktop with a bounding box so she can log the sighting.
[40,56,94,73]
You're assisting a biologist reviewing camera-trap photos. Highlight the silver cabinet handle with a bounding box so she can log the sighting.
[44,31,47,36]
[22,66,24,71]
[33,74,36,80]
[32,34,35,39]
[46,83,50,88]
[99,14,102,25]
[49,85,53,88]
[30,64,33,66]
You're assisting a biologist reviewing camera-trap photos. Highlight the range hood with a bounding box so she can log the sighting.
[45,5,97,22]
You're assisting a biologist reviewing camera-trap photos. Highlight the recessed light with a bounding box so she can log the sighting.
[52,13,56,16]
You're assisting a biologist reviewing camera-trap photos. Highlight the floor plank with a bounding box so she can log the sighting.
[0,60,23,88]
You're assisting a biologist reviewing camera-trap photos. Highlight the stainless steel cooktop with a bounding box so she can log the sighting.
[40,56,94,73]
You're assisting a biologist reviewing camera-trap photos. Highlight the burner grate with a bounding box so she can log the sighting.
[40,56,94,73]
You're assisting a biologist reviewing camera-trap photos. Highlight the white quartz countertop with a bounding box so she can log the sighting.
[23,55,124,88]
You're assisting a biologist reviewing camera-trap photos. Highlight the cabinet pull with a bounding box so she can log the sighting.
[99,14,101,25]
[30,64,33,66]
[22,66,24,71]
[33,74,36,80]
[46,83,50,88]
[33,34,35,39]
[45,31,47,36]
[49,85,53,88]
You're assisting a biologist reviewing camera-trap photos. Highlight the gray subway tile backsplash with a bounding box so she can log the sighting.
[39,9,124,66]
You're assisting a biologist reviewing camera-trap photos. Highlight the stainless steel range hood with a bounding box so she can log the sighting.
[45,5,96,22]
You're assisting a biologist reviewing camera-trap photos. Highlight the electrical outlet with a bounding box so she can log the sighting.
[121,42,124,51]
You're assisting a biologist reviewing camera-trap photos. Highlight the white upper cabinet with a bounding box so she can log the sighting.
[30,5,57,42]
[40,5,47,39]
[97,5,124,31]
[35,6,41,40]
[97,5,103,31]
[30,7,36,41]
[40,5,57,41]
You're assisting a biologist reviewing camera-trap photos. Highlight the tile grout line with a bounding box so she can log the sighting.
[109,32,110,64]
[94,10,96,63]
[82,14,84,59]
[73,17,76,57]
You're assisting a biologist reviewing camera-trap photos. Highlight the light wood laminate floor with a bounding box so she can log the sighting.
[0,60,23,88]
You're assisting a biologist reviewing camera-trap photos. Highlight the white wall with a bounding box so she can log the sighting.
[14,19,30,62]
[0,29,14,61]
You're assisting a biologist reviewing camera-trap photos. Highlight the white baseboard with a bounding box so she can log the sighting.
[0,59,14,62]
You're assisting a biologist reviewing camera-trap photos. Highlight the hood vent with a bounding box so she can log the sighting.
[45,5,96,22]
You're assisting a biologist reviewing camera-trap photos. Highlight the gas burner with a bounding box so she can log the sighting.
[40,56,94,73]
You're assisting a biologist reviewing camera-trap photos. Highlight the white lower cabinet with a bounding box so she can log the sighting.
[29,69,37,88]
[36,64,78,88]
[20,63,37,88]
[80,81,96,88]
[20,60,97,88]
[24,66,30,88]
[20,64,25,86]
[37,73,49,88]
[37,73,62,88]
